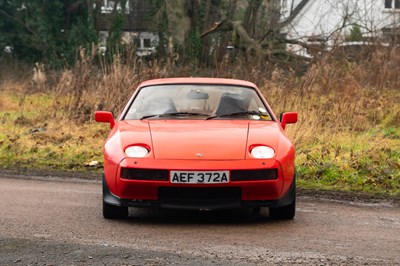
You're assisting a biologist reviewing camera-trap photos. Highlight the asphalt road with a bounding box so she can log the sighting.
[0,175,399,265]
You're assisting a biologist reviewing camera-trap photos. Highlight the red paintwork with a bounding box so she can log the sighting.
[281,112,298,130]
[94,111,115,129]
[96,78,297,203]
[150,120,249,159]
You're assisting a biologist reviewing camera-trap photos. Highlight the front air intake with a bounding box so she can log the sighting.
[121,168,169,181]
[231,169,277,181]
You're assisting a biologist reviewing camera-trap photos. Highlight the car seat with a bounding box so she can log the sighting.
[215,93,246,116]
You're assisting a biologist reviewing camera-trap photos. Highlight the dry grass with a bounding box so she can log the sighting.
[0,46,399,195]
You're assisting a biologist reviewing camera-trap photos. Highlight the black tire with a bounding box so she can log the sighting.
[269,182,296,220]
[103,201,128,219]
[269,197,295,219]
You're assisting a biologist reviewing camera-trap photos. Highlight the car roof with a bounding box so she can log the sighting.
[137,77,257,89]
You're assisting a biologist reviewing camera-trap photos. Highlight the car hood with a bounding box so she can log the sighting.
[117,120,280,160]
[150,120,250,160]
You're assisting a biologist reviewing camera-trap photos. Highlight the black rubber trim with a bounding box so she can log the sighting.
[158,187,241,210]
[103,174,122,207]
[103,173,159,208]
[160,200,241,210]
[231,169,277,181]
[120,168,169,181]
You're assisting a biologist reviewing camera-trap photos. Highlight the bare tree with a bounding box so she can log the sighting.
[200,0,313,63]
[148,0,397,65]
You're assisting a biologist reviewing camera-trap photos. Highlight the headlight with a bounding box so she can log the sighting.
[251,146,275,159]
[125,146,149,158]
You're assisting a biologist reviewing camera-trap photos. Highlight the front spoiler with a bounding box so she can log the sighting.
[103,174,296,210]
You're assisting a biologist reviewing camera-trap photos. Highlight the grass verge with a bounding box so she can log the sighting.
[0,54,399,198]
[0,89,398,197]
[0,91,105,172]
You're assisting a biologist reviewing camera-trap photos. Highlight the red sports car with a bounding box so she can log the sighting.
[95,78,298,219]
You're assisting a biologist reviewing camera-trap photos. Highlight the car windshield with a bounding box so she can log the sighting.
[124,84,272,120]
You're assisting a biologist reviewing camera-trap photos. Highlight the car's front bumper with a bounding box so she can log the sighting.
[103,173,296,211]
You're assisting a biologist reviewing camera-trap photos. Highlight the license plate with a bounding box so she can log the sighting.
[170,171,229,184]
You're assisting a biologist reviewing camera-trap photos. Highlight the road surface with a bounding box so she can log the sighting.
[0,175,399,265]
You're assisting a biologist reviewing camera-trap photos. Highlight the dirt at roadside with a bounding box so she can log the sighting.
[0,168,101,181]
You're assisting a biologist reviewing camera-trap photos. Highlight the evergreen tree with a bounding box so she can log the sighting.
[0,0,97,67]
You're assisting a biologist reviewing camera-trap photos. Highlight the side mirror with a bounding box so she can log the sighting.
[280,112,298,130]
[94,111,115,129]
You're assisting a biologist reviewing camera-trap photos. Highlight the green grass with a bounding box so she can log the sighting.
[295,129,400,196]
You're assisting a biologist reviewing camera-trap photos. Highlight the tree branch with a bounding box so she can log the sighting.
[0,8,36,36]
[201,21,231,38]
[201,18,315,60]
[276,0,312,30]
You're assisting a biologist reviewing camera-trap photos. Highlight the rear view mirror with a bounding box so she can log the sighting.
[187,90,209,100]
[280,112,298,130]
[94,111,115,129]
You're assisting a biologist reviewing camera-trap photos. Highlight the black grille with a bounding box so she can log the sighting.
[231,169,277,181]
[158,187,241,209]
[159,187,240,200]
[121,168,169,181]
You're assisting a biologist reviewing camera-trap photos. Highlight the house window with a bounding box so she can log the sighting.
[101,0,129,14]
[385,0,400,9]
[143,39,151,48]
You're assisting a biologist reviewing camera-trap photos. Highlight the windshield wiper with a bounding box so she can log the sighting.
[206,111,260,120]
[159,112,208,117]
[140,114,163,120]
[140,112,208,120]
